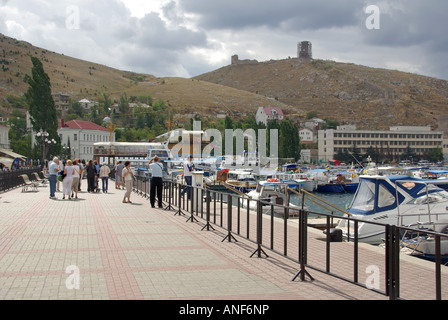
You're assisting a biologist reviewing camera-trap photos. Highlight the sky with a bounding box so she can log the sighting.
[0,0,447,80]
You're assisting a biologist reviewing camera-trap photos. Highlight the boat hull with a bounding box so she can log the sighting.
[317,183,345,193]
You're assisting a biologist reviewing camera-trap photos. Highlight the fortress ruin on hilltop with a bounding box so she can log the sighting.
[231,41,313,66]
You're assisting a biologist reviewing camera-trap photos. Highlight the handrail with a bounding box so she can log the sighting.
[288,187,353,217]
[218,181,252,199]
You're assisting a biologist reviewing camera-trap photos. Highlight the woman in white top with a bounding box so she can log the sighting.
[71,159,81,199]
[122,161,134,203]
[63,160,76,200]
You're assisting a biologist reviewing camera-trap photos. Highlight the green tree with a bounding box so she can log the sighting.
[427,148,443,163]
[24,56,60,160]
[279,118,301,161]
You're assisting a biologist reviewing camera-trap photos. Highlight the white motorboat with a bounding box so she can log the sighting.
[336,175,448,245]
[241,180,304,218]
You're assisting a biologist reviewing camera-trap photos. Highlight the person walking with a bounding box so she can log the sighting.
[100,162,111,193]
[62,160,75,200]
[122,161,134,203]
[116,161,125,190]
[85,160,96,193]
[77,159,84,191]
[48,157,60,199]
[149,156,164,208]
[71,159,80,199]
[182,155,194,199]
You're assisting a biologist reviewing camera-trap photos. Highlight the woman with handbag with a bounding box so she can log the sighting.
[62,160,75,200]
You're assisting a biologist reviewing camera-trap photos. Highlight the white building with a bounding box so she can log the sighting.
[299,128,314,144]
[57,120,115,161]
[256,107,284,126]
[0,124,10,150]
[318,125,443,163]
[79,99,98,110]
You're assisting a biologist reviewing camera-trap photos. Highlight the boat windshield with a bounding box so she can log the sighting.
[349,180,376,214]
[408,190,448,205]
[348,178,401,216]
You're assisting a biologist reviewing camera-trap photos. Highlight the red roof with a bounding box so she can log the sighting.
[59,120,108,132]
[263,107,284,116]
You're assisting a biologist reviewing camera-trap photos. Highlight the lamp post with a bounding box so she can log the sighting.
[36,129,56,168]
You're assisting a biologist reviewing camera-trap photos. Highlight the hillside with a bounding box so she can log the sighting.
[0,33,299,122]
[194,58,448,130]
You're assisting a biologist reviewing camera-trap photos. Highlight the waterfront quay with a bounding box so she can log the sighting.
[0,179,446,301]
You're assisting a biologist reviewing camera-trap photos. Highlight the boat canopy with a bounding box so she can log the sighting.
[347,175,444,216]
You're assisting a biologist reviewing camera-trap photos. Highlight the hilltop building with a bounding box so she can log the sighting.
[298,41,312,59]
[53,92,70,115]
[231,55,258,66]
[256,107,284,126]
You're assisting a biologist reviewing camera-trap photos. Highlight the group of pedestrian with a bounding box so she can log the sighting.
[46,156,168,207]
[47,157,111,200]
[48,157,84,200]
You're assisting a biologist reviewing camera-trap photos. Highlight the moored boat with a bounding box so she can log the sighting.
[336,175,448,245]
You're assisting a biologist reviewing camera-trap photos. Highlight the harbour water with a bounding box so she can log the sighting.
[290,192,354,217]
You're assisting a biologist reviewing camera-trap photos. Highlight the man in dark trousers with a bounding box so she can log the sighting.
[149,156,164,208]
[85,160,97,193]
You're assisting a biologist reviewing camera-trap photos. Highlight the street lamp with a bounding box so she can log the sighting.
[36,129,56,167]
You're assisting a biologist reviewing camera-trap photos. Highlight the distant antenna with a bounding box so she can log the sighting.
[298,41,312,59]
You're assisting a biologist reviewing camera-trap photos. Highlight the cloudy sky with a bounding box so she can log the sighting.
[0,0,447,80]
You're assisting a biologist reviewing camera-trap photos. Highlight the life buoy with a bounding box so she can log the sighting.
[267,178,280,182]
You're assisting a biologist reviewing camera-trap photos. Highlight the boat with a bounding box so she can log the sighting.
[400,223,448,263]
[225,169,257,193]
[241,180,304,218]
[336,175,448,246]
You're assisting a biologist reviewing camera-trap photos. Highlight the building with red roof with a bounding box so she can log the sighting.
[255,107,284,126]
[57,120,115,161]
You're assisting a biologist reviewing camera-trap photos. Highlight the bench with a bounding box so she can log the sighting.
[32,172,48,186]
[19,174,39,192]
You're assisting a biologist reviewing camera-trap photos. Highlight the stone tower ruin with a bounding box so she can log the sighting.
[298,41,312,59]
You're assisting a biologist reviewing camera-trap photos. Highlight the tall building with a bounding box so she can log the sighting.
[318,125,443,163]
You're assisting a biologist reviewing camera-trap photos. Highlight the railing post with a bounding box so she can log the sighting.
[201,189,215,231]
[164,181,175,211]
[292,208,314,282]
[250,200,268,258]
[222,193,237,242]
[385,225,400,300]
[186,185,198,223]
[175,182,186,216]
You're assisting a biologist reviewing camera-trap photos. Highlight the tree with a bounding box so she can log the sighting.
[24,56,60,159]
[427,148,443,163]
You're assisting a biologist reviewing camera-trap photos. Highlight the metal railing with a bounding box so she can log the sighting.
[132,176,447,300]
[0,167,43,193]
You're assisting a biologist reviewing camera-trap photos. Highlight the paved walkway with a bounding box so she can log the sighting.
[0,181,431,302]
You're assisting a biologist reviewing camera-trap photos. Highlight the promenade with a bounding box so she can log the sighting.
[0,181,444,303]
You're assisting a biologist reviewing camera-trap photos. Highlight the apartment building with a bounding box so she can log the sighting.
[318,125,443,162]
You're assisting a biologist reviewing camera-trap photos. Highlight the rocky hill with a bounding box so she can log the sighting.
[0,33,298,123]
[194,58,448,130]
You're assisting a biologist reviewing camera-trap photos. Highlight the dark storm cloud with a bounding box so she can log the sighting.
[177,0,363,30]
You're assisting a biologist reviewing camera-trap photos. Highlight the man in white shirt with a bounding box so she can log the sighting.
[149,156,164,208]
[48,157,60,199]
[182,155,193,200]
